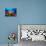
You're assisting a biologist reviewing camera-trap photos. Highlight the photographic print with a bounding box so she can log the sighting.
[5,8,17,17]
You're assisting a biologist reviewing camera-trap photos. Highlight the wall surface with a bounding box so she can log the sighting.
[0,0,46,45]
